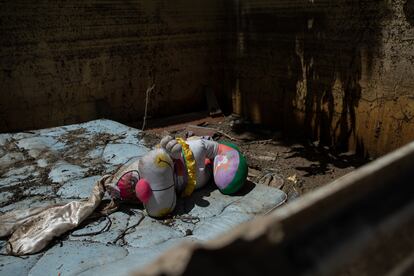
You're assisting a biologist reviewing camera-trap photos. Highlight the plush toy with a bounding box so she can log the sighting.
[106,135,248,217]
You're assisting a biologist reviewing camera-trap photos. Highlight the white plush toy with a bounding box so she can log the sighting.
[106,135,248,217]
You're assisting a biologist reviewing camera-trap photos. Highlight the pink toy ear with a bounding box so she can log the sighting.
[135,179,152,204]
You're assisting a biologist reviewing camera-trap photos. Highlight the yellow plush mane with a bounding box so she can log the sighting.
[176,138,197,197]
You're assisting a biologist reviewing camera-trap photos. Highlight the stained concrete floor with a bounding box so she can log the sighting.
[0,119,286,275]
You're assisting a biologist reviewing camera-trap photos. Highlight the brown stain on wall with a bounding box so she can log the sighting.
[0,0,234,132]
[233,0,414,157]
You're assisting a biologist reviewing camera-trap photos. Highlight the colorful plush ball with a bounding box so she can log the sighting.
[213,142,248,195]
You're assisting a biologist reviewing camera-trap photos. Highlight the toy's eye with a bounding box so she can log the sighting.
[154,153,172,168]
[116,170,140,200]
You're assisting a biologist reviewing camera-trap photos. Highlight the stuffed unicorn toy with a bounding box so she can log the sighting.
[105,135,248,217]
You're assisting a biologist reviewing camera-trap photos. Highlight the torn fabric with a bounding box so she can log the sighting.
[0,175,110,255]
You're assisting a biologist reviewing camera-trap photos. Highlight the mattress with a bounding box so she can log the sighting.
[0,119,286,275]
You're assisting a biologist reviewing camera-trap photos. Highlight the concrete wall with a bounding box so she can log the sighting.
[232,0,414,157]
[1,0,414,157]
[0,0,233,132]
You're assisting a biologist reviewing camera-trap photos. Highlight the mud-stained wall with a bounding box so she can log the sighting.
[233,0,414,157]
[0,0,233,132]
[2,0,413,156]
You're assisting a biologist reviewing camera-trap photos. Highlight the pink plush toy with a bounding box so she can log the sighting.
[106,135,248,217]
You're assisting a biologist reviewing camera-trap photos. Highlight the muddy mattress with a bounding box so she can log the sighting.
[0,119,286,275]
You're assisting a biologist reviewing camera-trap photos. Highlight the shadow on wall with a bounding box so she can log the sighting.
[236,0,391,154]
[404,0,414,26]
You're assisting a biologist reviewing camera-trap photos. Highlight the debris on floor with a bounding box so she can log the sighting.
[144,114,367,201]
